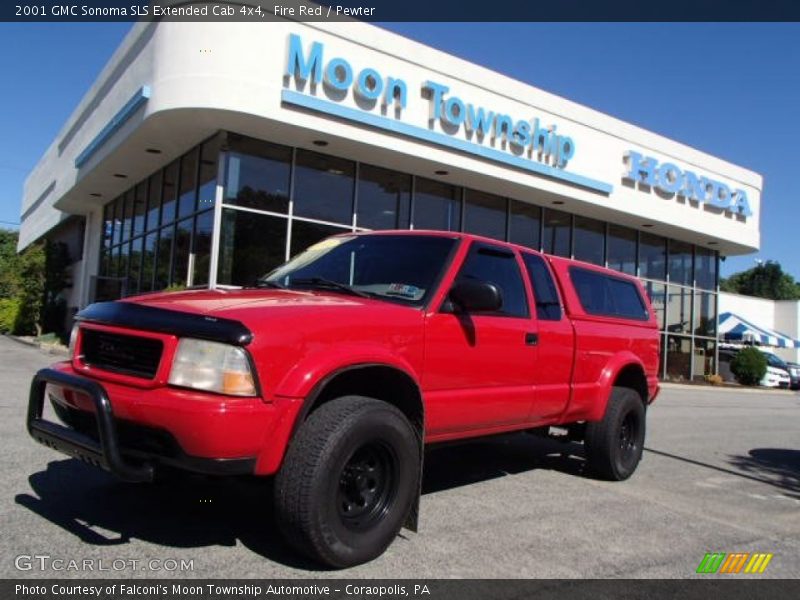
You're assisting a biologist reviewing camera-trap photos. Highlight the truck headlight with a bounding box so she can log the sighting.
[168,338,257,397]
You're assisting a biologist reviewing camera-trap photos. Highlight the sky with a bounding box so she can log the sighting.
[0,22,798,280]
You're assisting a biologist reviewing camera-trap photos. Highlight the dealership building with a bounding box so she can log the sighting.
[18,18,763,382]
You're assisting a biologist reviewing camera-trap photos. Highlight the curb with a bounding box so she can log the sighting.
[2,333,70,357]
[659,382,798,395]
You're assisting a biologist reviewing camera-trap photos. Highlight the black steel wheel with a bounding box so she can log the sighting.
[274,396,419,568]
[584,386,646,481]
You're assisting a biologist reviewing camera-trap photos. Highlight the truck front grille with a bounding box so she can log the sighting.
[81,329,163,379]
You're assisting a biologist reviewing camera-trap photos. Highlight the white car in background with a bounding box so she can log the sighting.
[760,351,791,389]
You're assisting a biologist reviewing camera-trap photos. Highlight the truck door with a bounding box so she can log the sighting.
[423,241,537,436]
[520,252,575,419]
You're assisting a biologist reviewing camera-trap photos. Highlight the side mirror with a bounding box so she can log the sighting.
[449,280,502,313]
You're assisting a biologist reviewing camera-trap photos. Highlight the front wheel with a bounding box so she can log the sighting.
[274,396,419,568]
[584,387,646,481]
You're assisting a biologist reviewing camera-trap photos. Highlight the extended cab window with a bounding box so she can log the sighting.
[522,253,562,320]
[570,267,649,321]
[455,243,529,318]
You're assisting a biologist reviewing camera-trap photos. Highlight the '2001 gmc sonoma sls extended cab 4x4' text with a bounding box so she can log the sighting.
[28,230,660,567]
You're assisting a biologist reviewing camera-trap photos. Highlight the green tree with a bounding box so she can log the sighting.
[720,261,800,300]
[13,241,45,336]
[0,229,22,299]
[730,347,768,386]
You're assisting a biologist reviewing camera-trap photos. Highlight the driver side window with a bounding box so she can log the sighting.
[455,243,529,318]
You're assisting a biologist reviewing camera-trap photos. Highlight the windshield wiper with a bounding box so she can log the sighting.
[254,279,285,289]
[290,277,372,299]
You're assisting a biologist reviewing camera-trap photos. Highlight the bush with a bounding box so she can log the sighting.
[0,297,21,333]
[730,347,768,386]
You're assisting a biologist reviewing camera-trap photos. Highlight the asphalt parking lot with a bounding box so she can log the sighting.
[1,335,798,579]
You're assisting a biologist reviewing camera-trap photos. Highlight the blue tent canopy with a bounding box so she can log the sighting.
[718,312,800,349]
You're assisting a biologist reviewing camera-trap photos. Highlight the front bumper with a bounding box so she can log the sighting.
[27,368,256,481]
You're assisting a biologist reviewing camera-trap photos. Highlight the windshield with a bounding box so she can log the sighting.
[261,234,457,305]
[763,352,788,369]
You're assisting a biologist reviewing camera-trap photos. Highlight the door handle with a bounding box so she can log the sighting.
[525,332,538,346]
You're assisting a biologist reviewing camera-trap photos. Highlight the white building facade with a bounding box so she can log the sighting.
[18,20,763,381]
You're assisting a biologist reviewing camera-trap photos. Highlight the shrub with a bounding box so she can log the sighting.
[0,297,21,333]
[704,374,723,386]
[730,347,768,386]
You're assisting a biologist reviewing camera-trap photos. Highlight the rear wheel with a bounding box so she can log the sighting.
[584,387,645,481]
[274,396,419,568]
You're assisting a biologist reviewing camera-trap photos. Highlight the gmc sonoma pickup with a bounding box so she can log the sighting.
[28,230,660,567]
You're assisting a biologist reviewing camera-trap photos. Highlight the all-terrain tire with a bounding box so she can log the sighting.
[584,386,646,481]
[274,396,419,568]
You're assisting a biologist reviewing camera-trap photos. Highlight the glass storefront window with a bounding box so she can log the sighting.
[573,216,605,265]
[111,197,123,246]
[509,201,541,249]
[356,163,411,230]
[413,178,461,231]
[695,246,717,290]
[644,281,666,330]
[693,339,717,381]
[178,148,199,219]
[639,231,666,281]
[155,225,173,290]
[172,218,192,287]
[463,189,507,240]
[666,285,692,334]
[140,232,157,293]
[118,242,130,293]
[146,171,162,231]
[128,236,143,295]
[669,240,693,286]
[102,203,113,254]
[294,149,355,224]
[121,190,134,243]
[132,183,147,237]
[161,160,178,225]
[693,291,717,337]
[192,210,214,286]
[666,335,692,382]
[542,208,571,257]
[225,137,291,214]
[197,138,220,213]
[218,208,288,285]
[607,224,637,275]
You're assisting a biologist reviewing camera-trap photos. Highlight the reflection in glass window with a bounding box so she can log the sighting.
[356,164,410,230]
[695,247,717,290]
[218,208,288,286]
[112,197,123,246]
[573,216,604,265]
[155,225,174,290]
[225,136,291,214]
[197,138,220,213]
[118,242,130,293]
[128,237,143,295]
[643,281,666,330]
[161,161,179,225]
[607,224,637,275]
[463,190,507,240]
[132,183,147,237]
[102,203,114,255]
[693,291,717,337]
[172,218,192,287]
[192,210,214,286]
[178,148,199,219]
[666,335,692,382]
[669,240,693,286]
[666,285,692,334]
[413,178,461,231]
[509,201,541,250]
[294,150,355,224]
[121,191,134,243]
[140,232,157,293]
[146,171,162,231]
[639,232,666,281]
[693,339,716,380]
[290,219,350,257]
[542,208,571,257]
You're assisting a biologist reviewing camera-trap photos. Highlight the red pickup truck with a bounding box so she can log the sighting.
[28,230,660,567]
